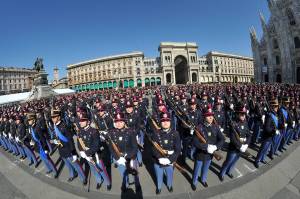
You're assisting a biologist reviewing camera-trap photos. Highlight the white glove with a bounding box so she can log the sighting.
[99,135,106,141]
[158,158,171,165]
[86,156,92,162]
[3,133,7,137]
[275,130,280,135]
[207,144,216,154]
[53,139,59,145]
[44,150,48,154]
[220,128,224,133]
[262,115,265,124]
[190,129,194,135]
[264,107,267,111]
[30,140,35,146]
[230,104,234,110]
[117,157,126,166]
[16,137,20,142]
[247,110,249,115]
[167,150,174,155]
[72,155,77,162]
[9,133,12,139]
[240,144,248,153]
[292,121,296,128]
[80,151,87,159]
[284,123,288,128]
[100,131,108,135]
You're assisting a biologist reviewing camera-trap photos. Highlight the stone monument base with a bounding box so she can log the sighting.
[27,85,56,100]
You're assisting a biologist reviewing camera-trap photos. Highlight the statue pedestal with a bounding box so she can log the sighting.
[28,85,56,100]
[27,69,55,100]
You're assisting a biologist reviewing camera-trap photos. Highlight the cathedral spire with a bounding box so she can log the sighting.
[250,26,258,44]
[259,11,268,34]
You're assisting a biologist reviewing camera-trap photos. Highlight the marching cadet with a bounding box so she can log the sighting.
[286,100,297,145]
[219,104,251,181]
[278,97,293,151]
[213,97,226,134]
[106,112,141,192]
[50,109,87,185]
[152,112,181,195]
[27,112,58,178]
[15,115,27,159]
[179,97,201,164]
[77,110,112,190]
[17,114,38,167]
[124,100,144,167]
[251,96,266,144]
[255,99,282,167]
[95,104,114,131]
[191,105,225,190]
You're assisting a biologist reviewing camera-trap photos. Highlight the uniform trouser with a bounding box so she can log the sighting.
[8,140,19,155]
[40,152,57,175]
[137,130,144,165]
[220,151,240,177]
[114,158,140,188]
[0,136,8,149]
[252,122,262,143]
[154,163,174,190]
[16,143,26,157]
[271,133,283,155]
[294,126,300,140]
[46,139,53,154]
[287,128,297,143]
[256,139,272,163]
[279,128,291,151]
[24,146,37,165]
[87,159,111,186]
[182,136,192,161]
[192,159,212,186]
[62,157,86,183]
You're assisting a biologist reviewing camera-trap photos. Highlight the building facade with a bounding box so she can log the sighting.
[67,42,254,91]
[0,67,37,95]
[251,0,300,83]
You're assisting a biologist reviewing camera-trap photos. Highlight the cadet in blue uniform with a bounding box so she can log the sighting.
[106,112,141,192]
[50,109,87,184]
[77,111,111,190]
[191,105,225,190]
[27,113,58,178]
[219,104,251,181]
[255,99,282,168]
[152,112,181,195]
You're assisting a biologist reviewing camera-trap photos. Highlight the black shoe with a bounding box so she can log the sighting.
[28,162,33,166]
[274,153,280,156]
[227,173,234,179]
[254,162,259,168]
[191,184,197,191]
[282,147,287,151]
[218,174,224,182]
[261,160,267,164]
[167,186,173,193]
[46,170,52,174]
[83,179,87,186]
[35,163,39,168]
[138,163,143,167]
[156,188,161,195]
[68,177,75,182]
[114,163,118,168]
[268,155,274,160]
[54,173,59,179]
[96,183,102,190]
[201,182,208,188]
[136,185,141,192]
[107,185,112,191]
[121,186,128,192]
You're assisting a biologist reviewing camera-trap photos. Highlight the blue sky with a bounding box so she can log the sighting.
[0,0,270,81]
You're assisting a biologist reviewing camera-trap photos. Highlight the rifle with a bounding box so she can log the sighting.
[144,122,187,174]
[73,122,102,173]
[228,119,252,158]
[164,93,223,161]
[146,109,161,130]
